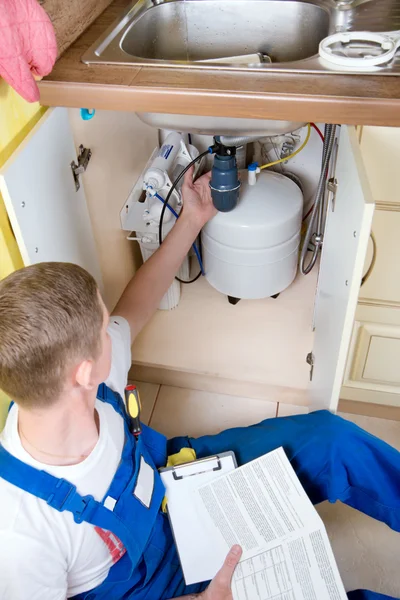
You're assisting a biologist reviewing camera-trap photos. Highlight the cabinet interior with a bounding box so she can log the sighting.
[69,110,328,407]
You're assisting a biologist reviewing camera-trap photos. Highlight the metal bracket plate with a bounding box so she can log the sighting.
[306,352,315,381]
[327,177,338,212]
[71,145,92,191]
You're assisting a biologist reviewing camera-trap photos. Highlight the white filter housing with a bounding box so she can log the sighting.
[202,171,303,300]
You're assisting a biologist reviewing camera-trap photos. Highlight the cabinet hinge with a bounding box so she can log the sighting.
[306,352,315,381]
[327,177,338,212]
[71,145,92,191]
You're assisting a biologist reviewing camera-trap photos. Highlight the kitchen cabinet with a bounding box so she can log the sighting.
[0,80,47,427]
[358,127,400,207]
[0,108,374,414]
[341,127,400,411]
[342,305,400,408]
[0,107,158,309]
[0,109,102,287]
[360,210,400,306]
[67,109,158,308]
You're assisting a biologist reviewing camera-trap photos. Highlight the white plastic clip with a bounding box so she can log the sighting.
[248,163,261,186]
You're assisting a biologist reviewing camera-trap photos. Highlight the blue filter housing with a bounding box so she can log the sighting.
[209,143,241,212]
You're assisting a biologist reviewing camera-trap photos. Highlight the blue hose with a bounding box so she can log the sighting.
[154,193,205,276]
[155,193,179,219]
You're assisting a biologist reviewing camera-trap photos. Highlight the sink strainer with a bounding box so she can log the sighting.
[319,30,400,68]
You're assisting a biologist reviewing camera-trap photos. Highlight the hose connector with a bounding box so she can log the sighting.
[248,162,260,186]
[209,138,241,212]
[145,185,156,197]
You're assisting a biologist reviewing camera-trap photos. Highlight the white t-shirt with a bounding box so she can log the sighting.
[0,317,132,600]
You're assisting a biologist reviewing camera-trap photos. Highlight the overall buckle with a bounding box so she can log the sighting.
[47,479,98,524]
[47,478,76,511]
[73,495,98,524]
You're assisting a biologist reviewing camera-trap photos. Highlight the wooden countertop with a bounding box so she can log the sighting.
[39,0,400,126]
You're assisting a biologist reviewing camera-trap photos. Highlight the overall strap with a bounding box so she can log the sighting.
[95,384,138,501]
[0,443,140,556]
[97,383,130,423]
[0,384,135,525]
[0,384,163,571]
[0,444,97,522]
[0,385,135,522]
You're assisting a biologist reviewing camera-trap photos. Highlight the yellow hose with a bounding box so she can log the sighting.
[259,123,311,170]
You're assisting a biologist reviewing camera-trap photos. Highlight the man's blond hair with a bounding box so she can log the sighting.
[0,262,103,409]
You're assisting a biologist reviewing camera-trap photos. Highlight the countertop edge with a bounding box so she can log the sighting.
[39,80,400,126]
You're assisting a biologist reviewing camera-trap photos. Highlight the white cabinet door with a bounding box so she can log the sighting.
[342,304,400,407]
[359,126,400,205]
[0,108,102,286]
[310,126,375,412]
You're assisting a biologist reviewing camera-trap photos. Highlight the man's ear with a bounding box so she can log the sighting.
[75,359,95,390]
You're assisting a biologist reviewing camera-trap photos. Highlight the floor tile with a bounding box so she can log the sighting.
[149,392,400,595]
[150,386,277,439]
[318,412,400,596]
[339,412,400,451]
[129,380,160,425]
[318,501,400,596]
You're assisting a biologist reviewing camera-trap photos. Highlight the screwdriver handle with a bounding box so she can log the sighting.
[125,385,142,437]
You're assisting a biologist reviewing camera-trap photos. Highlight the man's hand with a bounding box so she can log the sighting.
[181,167,217,228]
[112,167,217,341]
[202,546,243,600]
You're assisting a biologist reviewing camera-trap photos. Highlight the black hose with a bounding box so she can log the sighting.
[158,149,210,284]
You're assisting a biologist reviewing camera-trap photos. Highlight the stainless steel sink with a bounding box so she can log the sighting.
[121,1,329,63]
[83,0,400,75]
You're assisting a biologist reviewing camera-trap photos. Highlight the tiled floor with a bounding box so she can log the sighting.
[322,412,400,598]
[151,386,277,438]
[134,381,400,598]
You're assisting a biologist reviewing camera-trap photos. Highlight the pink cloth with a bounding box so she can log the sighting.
[0,0,57,102]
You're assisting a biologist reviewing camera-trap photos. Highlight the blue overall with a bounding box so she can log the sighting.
[0,384,399,600]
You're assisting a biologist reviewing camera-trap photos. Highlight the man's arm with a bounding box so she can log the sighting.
[112,168,215,341]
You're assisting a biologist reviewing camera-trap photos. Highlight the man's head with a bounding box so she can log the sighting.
[0,263,111,410]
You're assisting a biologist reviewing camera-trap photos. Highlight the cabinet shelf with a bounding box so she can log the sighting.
[131,270,318,404]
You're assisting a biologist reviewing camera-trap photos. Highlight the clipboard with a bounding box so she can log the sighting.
[160,452,237,585]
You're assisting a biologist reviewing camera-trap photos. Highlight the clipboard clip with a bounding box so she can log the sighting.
[172,456,222,481]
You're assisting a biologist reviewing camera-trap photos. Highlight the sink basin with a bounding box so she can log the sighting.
[120,1,329,63]
[83,0,400,75]
[136,113,306,136]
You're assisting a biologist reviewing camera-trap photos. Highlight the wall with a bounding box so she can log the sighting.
[0,80,47,427]
[68,109,158,310]
[42,0,115,57]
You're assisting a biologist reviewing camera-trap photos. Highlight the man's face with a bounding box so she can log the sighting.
[90,293,112,387]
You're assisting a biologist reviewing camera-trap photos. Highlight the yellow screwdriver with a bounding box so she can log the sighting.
[124,384,142,438]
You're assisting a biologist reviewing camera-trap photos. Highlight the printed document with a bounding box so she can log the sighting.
[193,447,347,600]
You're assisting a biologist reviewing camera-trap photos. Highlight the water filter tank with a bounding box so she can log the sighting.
[202,171,303,300]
